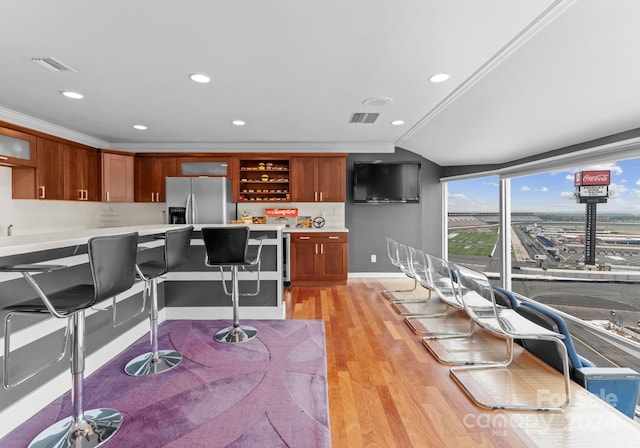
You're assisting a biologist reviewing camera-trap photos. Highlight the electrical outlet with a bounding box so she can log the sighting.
[371,254,377,263]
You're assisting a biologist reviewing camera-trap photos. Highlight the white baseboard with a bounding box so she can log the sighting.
[348,272,405,278]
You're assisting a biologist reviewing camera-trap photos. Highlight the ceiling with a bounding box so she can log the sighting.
[1,0,639,167]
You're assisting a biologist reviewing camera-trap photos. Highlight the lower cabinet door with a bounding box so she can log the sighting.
[319,243,348,282]
[290,242,317,282]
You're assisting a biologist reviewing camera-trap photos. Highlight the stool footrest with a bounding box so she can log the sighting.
[0,264,65,273]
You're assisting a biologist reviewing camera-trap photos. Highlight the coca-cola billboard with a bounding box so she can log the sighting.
[574,170,610,186]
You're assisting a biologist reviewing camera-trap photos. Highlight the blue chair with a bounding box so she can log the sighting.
[515,300,594,379]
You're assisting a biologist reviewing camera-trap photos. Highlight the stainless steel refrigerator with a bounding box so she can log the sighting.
[165,177,236,224]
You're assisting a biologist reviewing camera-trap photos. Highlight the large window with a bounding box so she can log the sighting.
[445,159,640,407]
[509,161,640,374]
[447,175,501,284]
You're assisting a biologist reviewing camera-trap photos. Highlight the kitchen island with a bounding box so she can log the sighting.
[0,223,284,437]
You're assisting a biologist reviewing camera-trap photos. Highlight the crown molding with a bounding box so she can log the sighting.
[396,0,577,148]
[0,106,109,148]
[106,141,395,153]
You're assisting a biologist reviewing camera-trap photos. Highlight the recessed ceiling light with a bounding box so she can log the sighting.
[188,73,211,83]
[60,90,84,99]
[429,73,450,83]
[133,124,148,130]
[391,120,405,126]
[362,97,393,107]
[232,120,246,126]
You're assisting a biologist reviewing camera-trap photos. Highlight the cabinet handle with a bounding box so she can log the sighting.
[329,236,339,239]
[39,186,45,199]
[151,192,155,202]
[77,190,83,200]
[320,243,324,254]
[106,191,110,202]
[314,192,318,201]
[315,243,318,254]
[84,190,88,201]
[299,236,310,240]
[319,191,323,201]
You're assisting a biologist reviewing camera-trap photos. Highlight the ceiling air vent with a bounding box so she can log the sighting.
[349,112,379,124]
[31,57,76,72]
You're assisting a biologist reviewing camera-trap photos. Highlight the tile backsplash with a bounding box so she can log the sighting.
[238,202,345,229]
[0,167,345,236]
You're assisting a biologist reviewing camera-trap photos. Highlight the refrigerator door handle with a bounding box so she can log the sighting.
[185,193,193,224]
[191,193,198,223]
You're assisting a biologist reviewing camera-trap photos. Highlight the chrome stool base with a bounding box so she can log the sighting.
[124,350,182,376]
[215,325,257,343]
[28,408,123,448]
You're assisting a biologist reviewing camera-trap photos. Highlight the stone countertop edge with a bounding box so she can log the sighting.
[283,227,349,233]
[0,224,285,257]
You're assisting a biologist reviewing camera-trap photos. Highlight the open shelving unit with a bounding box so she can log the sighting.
[238,159,290,202]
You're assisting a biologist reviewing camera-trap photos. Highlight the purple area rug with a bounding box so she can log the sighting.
[2,320,331,448]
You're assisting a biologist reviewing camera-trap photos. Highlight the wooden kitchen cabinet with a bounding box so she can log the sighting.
[0,126,36,168]
[291,156,345,202]
[35,137,65,199]
[290,232,348,285]
[102,151,134,202]
[135,156,177,202]
[64,144,98,201]
[11,137,64,199]
[12,137,98,200]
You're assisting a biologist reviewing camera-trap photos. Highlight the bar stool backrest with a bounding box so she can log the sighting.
[202,226,250,266]
[88,232,139,304]
[165,226,194,271]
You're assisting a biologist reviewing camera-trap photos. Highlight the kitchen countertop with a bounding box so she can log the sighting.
[0,224,285,257]
[283,227,349,233]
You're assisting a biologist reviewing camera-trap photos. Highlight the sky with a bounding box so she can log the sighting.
[447,158,640,214]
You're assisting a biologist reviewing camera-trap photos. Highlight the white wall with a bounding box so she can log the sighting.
[0,167,165,236]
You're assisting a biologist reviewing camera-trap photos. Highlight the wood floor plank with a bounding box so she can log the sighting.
[286,278,640,447]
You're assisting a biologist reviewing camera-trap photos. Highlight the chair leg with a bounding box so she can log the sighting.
[215,266,257,343]
[29,312,123,448]
[382,276,418,301]
[124,278,182,376]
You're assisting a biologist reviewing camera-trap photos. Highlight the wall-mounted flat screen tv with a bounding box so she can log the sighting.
[353,161,421,203]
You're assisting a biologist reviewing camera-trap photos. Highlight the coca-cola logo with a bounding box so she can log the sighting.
[574,170,610,186]
[583,174,608,182]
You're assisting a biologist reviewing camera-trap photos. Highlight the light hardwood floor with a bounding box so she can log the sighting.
[286,278,640,448]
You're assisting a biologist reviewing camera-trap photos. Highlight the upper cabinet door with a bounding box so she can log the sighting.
[35,137,64,200]
[316,157,345,202]
[64,144,99,201]
[291,157,317,202]
[135,156,177,202]
[102,152,134,202]
[291,156,345,202]
[0,127,36,167]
